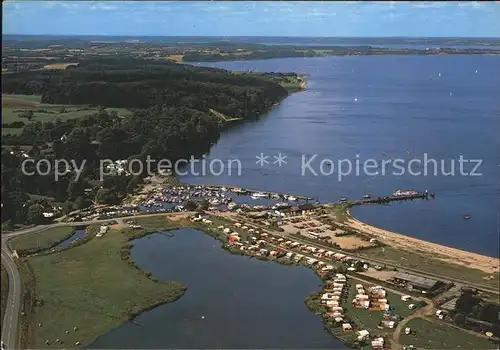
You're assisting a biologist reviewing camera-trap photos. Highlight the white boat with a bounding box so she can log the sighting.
[392,189,418,197]
[275,202,289,208]
[210,199,220,205]
[287,196,297,201]
[251,192,267,199]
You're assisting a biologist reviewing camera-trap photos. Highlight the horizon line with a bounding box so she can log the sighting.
[3,34,500,39]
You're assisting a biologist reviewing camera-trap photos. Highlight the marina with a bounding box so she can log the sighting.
[69,184,433,224]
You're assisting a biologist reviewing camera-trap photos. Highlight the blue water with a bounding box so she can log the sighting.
[259,42,500,50]
[54,229,85,249]
[90,228,344,349]
[182,55,500,257]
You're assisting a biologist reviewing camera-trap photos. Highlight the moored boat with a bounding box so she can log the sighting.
[251,192,268,199]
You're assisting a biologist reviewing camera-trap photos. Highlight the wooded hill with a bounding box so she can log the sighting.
[1,58,290,225]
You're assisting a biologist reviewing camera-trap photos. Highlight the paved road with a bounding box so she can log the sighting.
[222,212,500,295]
[1,210,498,349]
[0,212,192,349]
[1,247,21,350]
[2,225,57,350]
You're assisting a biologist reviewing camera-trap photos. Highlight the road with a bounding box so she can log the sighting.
[1,210,498,349]
[391,302,436,350]
[0,211,192,349]
[2,225,57,350]
[1,246,21,350]
[222,212,500,295]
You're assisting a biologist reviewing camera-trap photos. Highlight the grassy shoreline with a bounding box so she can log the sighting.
[9,226,76,257]
[0,264,8,331]
[341,207,499,290]
[13,213,497,349]
[18,218,188,348]
[399,317,497,349]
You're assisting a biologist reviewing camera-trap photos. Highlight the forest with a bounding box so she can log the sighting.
[453,289,500,336]
[1,58,290,225]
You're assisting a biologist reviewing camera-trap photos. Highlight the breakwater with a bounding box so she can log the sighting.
[347,192,434,206]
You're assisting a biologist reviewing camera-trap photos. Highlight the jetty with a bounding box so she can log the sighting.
[347,191,435,206]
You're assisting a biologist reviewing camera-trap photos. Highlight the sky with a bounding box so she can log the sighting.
[2,1,500,37]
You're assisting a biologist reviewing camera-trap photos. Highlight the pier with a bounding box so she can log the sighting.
[347,191,435,206]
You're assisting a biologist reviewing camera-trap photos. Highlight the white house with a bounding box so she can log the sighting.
[342,323,352,331]
[357,330,370,341]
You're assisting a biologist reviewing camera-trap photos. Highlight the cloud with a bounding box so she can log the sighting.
[368,1,397,10]
[412,2,449,9]
[2,1,21,10]
[385,11,408,20]
[90,3,118,11]
[42,1,57,9]
[457,1,488,10]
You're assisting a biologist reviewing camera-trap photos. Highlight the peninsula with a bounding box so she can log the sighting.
[2,184,499,349]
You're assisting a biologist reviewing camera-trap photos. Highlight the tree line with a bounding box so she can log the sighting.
[1,58,289,225]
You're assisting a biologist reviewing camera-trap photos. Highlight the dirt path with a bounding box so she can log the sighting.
[391,299,436,350]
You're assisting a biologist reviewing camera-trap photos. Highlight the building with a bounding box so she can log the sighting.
[342,323,352,331]
[298,203,316,214]
[357,330,370,341]
[393,272,441,293]
[303,231,320,240]
[282,206,302,217]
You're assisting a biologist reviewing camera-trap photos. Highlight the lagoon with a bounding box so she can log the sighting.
[90,228,345,349]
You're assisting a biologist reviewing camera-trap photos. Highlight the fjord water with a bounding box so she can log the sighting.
[90,229,344,349]
[183,55,499,257]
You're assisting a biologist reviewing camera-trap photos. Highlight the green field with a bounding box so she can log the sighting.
[231,71,305,93]
[359,246,500,289]
[2,94,132,135]
[25,218,186,348]
[2,106,132,123]
[9,226,76,253]
[399,317,497,349]
[4,94,43,102]
[344,279,415,330]
[1,127,24,135]
[1,265,8,330]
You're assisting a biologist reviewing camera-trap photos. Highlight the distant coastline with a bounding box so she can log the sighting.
[181,46,500,62]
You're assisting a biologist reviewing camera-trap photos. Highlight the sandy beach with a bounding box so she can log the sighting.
[346,213,499,275]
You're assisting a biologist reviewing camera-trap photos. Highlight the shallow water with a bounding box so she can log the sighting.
[90,228,345,349]
[54,229,85,249]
